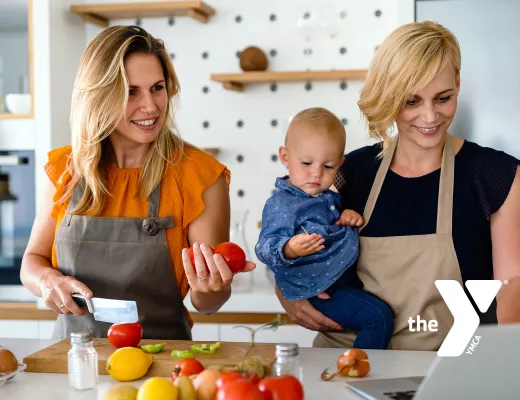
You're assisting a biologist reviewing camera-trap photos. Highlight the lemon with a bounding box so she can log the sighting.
[103,383,138,400]
[107,347,153,382]
[137,377,178,400]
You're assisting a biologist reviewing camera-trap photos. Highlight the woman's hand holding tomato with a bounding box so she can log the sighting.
[182,242,256,295]
[107,322,143,348]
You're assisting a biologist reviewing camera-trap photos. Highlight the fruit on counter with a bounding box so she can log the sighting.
[108,322,143,348]
[141,344,166,354]
[214,242,246,273]
[192,369,221,400]
[137,377,178,400]
[0,349,18,373]
[320,348,371,381]
[172,358,205,379]
[171,350,195,359]
[216,371,261,389]
[258,375,304,400]
[103,383,139,400]
[188,242,246,274]
[236,358,268,378]
[107,347,153,382]
[216,380,266,400]
[173,376,197,400]
[191,341,221,355]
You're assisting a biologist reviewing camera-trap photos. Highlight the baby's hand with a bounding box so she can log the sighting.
[283,233,325,259]
[336,209,364,227]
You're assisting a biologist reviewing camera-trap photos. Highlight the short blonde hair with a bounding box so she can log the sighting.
[358,21,461,153]
[65,25,184,216]
[286,107,346,152]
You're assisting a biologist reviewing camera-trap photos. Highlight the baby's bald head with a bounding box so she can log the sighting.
[285,107,346,155]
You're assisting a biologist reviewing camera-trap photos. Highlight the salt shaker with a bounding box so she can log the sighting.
[272,343,303,382]
[68,331,98,390]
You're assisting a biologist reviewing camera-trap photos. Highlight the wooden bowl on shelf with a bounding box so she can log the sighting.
[240,46,269,72]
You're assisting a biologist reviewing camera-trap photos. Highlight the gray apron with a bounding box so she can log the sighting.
[52,182,192,340]
[314,134,462,350]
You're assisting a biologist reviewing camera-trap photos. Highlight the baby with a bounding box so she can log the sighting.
[255,107,394,350]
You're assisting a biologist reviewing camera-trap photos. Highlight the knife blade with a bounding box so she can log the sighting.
[72,294,139,324]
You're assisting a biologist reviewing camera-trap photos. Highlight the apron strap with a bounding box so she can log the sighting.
[437,134,455,235]
[148,184,161,218]
[360,136,398,232]
[65,178,162,219]
[360,134,455,235]
[66,181,84,213]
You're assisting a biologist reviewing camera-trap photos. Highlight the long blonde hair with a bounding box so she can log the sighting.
[64,25,184,215]
[358,21,461,154]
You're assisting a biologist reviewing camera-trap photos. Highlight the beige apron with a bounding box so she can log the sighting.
[314,134,463,350]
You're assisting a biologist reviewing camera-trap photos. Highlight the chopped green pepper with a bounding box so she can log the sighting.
[170,350,195,359]
[191,341,221,354]
[141,343,166,353]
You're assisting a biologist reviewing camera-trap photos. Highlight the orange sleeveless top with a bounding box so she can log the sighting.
[44,145,230,325]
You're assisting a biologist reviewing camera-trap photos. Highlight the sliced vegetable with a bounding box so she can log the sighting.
[141,343,166,353]
[171,350,195,359]
[191,342,221,355]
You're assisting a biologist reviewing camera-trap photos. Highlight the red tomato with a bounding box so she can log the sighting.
[216,371,261,389]
[217,380,266,400]
[214,242,246,273]
[258,375,304,400]
[107,322,143,348]
[188,245,215,265]
[171,358,205,379]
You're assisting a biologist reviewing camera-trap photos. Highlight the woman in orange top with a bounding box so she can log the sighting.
[19,25,255,340]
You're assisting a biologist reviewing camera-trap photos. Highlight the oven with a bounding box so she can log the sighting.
[0,150,35,285]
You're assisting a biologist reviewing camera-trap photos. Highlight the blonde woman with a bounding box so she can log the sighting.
[20,25,255,340]
[277,21,520,350]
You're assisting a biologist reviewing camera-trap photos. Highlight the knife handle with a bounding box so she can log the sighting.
[72,294,94,313]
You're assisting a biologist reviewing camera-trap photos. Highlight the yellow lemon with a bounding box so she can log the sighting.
[106,347,153,382]
[103,383,138,400]
[137,377,178,400]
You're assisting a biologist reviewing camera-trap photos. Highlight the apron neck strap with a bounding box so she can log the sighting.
[147,184,161,218]
[437,133,454,234]
[361,134,455,235]
[66,181,162,219]
[67,182,84,213]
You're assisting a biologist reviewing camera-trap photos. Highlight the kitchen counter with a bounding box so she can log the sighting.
[0,337,437,399]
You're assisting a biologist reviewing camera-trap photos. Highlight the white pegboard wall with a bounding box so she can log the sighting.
[85,0,414,285]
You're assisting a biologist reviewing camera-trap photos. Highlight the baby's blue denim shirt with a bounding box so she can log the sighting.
[255,176,359,301]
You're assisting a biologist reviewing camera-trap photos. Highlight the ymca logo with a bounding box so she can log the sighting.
[435,280,503,357]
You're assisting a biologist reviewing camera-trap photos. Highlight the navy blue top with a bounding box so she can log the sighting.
[255,176,359,301]
[335,140,519,323]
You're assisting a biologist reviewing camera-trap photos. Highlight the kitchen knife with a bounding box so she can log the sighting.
[72,294,139,324]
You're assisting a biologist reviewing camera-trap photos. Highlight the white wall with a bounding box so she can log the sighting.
[85,0,415,287]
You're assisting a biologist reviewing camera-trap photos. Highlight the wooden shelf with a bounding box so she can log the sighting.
[70,1,215,27]
[210,70,368,92]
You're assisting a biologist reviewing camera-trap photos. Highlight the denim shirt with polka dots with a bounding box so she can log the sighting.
[255,176,359,300]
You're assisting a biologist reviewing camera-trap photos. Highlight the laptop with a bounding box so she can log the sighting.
[346,323,520,399]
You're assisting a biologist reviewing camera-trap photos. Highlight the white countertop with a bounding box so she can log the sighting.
[0,337,437,399]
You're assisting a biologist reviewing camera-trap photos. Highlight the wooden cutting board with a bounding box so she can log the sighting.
[23,338,277,377]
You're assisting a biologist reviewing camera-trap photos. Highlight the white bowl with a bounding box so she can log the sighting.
[5,93,31,114]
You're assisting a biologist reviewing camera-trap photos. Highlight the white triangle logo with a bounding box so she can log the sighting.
[465,280,502,313]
